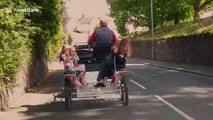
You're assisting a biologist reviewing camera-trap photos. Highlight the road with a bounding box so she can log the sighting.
[126,60,213,120]
[0,60,213,120]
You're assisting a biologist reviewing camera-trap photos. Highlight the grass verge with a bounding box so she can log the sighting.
[135,16,213,41]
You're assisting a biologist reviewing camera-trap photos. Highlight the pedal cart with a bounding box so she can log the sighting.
[63,42,129,110]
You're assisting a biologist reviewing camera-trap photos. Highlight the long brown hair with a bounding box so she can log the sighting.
[117,39,132,57]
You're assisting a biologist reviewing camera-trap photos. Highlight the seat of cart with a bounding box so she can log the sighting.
[75,42,112,64]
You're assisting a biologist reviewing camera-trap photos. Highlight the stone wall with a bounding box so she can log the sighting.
[0,57,48,110]
[132,33,213,66]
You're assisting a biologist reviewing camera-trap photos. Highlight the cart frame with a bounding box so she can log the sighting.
[63,43,129,110]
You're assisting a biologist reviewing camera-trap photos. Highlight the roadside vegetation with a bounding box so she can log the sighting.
[135,16,213,40]
[0,0,63,91]
[107,0,213,38]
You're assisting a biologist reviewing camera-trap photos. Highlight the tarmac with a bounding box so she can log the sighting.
[129,58,213,78]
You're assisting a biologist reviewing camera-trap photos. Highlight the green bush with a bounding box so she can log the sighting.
[0,0,33,91]
[0,0,63,91]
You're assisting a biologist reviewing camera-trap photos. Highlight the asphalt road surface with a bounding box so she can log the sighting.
[1,60,212,120]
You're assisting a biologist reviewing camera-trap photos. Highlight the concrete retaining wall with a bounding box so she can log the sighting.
[0,57,48,110]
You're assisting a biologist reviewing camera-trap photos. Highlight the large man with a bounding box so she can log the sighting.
[87,19,118,61]
[88,19,118,46]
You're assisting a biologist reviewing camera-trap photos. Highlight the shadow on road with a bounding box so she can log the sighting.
[19,98,128,120]
[36,70,64,94]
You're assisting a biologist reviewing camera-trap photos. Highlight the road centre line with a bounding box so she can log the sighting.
[154,95,194,120]
[130,79,194,120]
[130,79,147,89]
[126,63,148,66]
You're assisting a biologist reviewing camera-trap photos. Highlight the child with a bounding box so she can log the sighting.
[94,39,132,87]
[68,47,86,86]
[59,44,70,69]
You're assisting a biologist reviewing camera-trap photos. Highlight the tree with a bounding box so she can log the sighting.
[148,0,192,26]
[184,0,213,20]
[108,0,192,34]
[108,0,151,35]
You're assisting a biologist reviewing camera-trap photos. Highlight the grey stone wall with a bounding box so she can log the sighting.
[132,33,213,66]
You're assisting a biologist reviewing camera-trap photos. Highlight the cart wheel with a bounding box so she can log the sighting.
[64,79,72,111]
[120,76,129,106]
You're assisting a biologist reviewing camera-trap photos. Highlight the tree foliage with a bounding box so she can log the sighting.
[108,0,212,36]
[184,0,213,20]
[27,0,63,60]
[0,0,34,90]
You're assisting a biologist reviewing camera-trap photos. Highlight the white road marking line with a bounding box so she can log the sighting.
[130,78,194,120]
[126,63,147,66]
[154,95,194,120]
[130,79,147,89]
